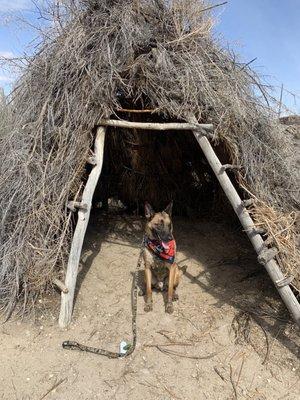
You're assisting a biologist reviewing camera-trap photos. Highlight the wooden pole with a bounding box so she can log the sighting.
[191,127,300,326]
[97,119,213,132]
[59,127,106,328]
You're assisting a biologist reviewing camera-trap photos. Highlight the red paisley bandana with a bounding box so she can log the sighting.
[144,236,176,264]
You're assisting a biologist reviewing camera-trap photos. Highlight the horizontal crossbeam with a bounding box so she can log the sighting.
[98,119,213,132]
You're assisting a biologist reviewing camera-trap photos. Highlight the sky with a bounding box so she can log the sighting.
[0,0,299,114]
[214,0,300,114]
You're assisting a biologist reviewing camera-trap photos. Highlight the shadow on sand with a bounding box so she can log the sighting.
[75,210,299,360]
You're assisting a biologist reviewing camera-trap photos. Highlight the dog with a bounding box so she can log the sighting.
[141,201,185,314]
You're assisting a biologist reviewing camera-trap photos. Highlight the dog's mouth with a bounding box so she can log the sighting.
[151,228,173,245]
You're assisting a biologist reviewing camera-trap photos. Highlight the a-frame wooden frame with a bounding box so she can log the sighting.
[58,119,300,328]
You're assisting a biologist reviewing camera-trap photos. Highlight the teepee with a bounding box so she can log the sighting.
[0,0,299,327]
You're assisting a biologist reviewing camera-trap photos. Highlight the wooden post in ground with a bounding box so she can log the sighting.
[191,124,300,327]
[59,127,106,328]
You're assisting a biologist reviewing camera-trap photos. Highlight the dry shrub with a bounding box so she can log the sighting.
[251,202,300,293]
[0,0,298,314]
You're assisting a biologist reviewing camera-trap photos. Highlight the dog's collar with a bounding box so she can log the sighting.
[144,236,176,264]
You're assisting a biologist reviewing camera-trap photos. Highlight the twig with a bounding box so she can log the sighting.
[157,330,174,341]
[39,378,67,400]
[236,356,245,387]
[240,57,257,71]
[144,342,193,348]
[200,1,228,13]
[213,366,226,381]
[155,346,223,360]
[229,365,238,400]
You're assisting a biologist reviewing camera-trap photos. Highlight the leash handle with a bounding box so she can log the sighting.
[62,341,83,351]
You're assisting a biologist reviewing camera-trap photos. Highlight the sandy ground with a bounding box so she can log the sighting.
[0,212,299,400]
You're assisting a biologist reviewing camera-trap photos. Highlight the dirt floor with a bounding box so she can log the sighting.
[1,212,299,400]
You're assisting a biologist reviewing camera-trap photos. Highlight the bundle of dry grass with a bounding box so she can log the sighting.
[0,0,299,315]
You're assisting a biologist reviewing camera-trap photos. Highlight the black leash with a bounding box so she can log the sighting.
[62,245,144,358]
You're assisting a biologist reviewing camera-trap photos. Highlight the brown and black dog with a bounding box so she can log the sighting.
[142,202,184,314]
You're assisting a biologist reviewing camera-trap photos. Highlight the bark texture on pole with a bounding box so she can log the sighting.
[192,128,300,327]
[59,127,106,328]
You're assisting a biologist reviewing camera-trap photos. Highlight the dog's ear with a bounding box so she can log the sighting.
[164,201,173,216]
[145,202,155,219]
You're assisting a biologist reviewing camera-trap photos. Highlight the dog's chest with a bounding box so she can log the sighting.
[143,248,170,278]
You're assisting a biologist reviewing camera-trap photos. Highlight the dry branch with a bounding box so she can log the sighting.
[98,119,213,132]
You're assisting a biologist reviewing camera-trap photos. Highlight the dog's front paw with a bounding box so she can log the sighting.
[144,302,153,312]
[166,302,174,314]
[173,292,179,301]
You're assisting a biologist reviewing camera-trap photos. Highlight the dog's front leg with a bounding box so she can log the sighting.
[166,264,176,314]
[144,267,153,312]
